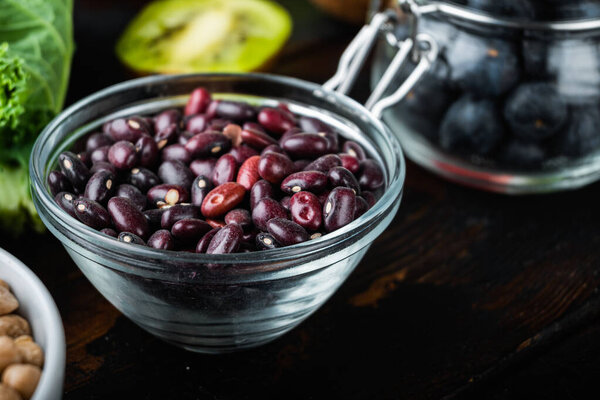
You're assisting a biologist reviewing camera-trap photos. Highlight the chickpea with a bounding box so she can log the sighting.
[12,338,42,369]
[0,287,18,316]
[2,364,40,400]
[0,318,29,339]
[0,338,20,374]
[0,384,21,400]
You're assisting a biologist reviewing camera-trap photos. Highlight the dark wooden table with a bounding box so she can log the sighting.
[2,1,600,398]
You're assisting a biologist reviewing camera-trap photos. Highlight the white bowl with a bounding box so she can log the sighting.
[0,247,65,400]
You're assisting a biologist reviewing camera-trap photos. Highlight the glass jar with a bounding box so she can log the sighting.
[371,0,600,193]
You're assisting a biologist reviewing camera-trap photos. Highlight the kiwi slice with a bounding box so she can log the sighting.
[116,0,292,74]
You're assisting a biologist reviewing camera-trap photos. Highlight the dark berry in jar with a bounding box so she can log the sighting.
[58,151,91,193]
[252,198,288,231]
[266,218,309,246]
[304,154,342,173]
[84,171,115,204]
[185,132,231,158]
[499,140,546,169]
[158,160,195,188]
[212,154,238,186]
[446,31,521,97]
[206,224,243,255]
[281,133,329,159]
[215,100,256,121]
[147,229,175,250]
[171,218,212,243]
[554,106,600,157]
[118,232,146,246]
[201,182,246,218]
[224,208,252,231]
[236,155,261,191]
[503,82,568,142]
[229,145,259,164]
[241,127,278,149]
[190,158,217,177]
[54,192,78,219]
[342,141,367,161]
[127,167,160,193]
[160,204,200,229]
[147,184,190,206]
[357,160,384,191]
[328,166,361,194]
[280,171,328,194]
[73,198,112,230]
[323,187,356,233]
[196,228,221,253]
[250,179,274,209]
[256,232,280,250]
[258,107,295,134]
[258,152,295,184]
[290,191,322,231]
[108,141,139,170]
[439,95,503,155]
[133,135,159,168]
[185,87,211,116]
[116,184,147,211]
[86,132,114,152]
[47,171,72,197]
[107,197,151,239]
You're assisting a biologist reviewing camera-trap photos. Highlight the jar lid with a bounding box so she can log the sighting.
[435,0,600,22]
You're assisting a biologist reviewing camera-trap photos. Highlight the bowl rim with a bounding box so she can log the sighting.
[30,72,406,267]
[0,247,65,400]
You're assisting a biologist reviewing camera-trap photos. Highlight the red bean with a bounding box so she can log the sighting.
[354,196,369,219]
[223,124,243,147]
[147,229,175,250]
[158,160,194,188]
[339,153,360,174]
[86,132,114,152]
[224,208,251,230]
[108,141,138,170]
[236,155,261,191]
[358,159,384,190]
[252,198,287,231]
[280,171,328,194]
[201,182,246,218]
[171,218,212,243]
[90,161,117,175]
[328,166,361,194]
[185,114,210,134]
[116,184,147,211]
[105,117,149,142]
[58,151,91,193]
[143,208,168,229]
[154,123,179,150]
[206,224,243,255]
[191,175,213,207]
[229,145,259,164]
[100,228,118,238]
[84,171,115,204]
[190,158,217,177]
[90,145,111,164]
[266,218,308,246]
[127,167,160,193]
[212,154,238,186]
[342,141,367,160]
[321,131,339,153]
[185,132,231,158]
[74,198,112,230]
[293,160,310,171]
[185,87,211,116]
[47,171,72,197]
[178,131,195,146]
[278,127,302,147]
[134,135,159,168]
[196,228,221,253]
[304,154,342,173]
[108,197,151,238]
[147,184,189,206]
[280,196,292,211]
[261,144,285,156]
[256,232,280,250]
[215,101,256,121]
[54,192,78,219]
[160,204,201,229]
[290,191,322,231]
[241,127,278,150]
[154,109,182,133]
[360,191,377,208]
[258,152,295,184]
[323,187,356,233]
[118,232,146,245]
[281,133,329,159]
[250,179,274,209]
[206,218,226,229]
[77,151,92,167]
[243,122,265,133]
[161,144,191,164]
[209,118,231,131]
[258,107,295,134]
[299,116,333,133]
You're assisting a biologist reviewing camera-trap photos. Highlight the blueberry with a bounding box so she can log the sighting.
[503,82,568,142]
[499,140,546,169]
[439,95,504,155]
[445,31,521,97]
[466,0,536,18]
[554,106,600,157]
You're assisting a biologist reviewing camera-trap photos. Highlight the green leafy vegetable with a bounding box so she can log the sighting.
[0,0,74,233]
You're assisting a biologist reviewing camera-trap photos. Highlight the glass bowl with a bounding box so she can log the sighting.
[30,73,405,353]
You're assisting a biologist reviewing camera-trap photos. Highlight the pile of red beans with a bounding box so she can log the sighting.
[47,87,385,254]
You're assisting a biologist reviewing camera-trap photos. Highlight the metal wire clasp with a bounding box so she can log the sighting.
[323,1,439,119]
